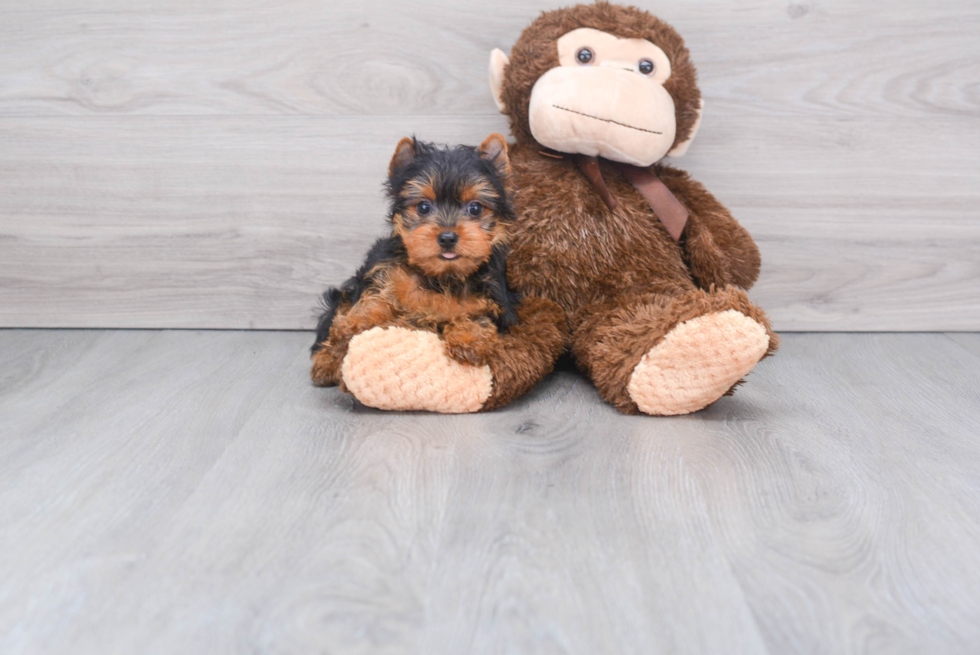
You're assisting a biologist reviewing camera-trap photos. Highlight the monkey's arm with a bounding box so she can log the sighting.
[657,165,761,291]
[480,296,568,411]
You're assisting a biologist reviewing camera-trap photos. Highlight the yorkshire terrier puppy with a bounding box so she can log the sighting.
[310,134,519,388]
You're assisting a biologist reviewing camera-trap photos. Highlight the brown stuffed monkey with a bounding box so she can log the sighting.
[333,2,777,415]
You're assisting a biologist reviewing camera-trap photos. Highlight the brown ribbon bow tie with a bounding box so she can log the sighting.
[555,152,689,242]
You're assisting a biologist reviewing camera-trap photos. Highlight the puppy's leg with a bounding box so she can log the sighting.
[311,296,401,387]
[442,317,500,367]
[338,296,567,413]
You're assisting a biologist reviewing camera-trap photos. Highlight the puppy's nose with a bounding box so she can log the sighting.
[437,231,459,249]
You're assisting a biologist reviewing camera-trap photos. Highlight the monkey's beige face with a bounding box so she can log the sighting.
[527,28,677,166]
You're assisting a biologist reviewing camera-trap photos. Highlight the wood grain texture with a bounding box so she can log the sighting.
[945,332,980,359]
[0,0,978,329]
[1,113,978,330]
[1,330,979,654]
[0,0,976,119]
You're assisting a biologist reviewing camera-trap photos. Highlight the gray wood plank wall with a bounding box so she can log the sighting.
[1,0,977,330]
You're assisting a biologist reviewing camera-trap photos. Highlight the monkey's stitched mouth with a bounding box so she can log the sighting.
[552,105,663,135]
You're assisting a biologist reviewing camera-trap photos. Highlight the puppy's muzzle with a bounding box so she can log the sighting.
[437,231,459,250]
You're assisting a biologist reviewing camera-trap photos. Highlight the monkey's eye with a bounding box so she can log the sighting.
[417,201,432,216]
[576,47,594,65]
[466,201,483,217]
[638,59,655,75]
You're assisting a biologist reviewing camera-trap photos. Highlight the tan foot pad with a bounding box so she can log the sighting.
[627,309,769,416]
[341,326,492,413]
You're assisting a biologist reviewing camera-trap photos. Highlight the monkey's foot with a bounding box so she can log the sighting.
[626,309,769,416]
[341,326,492,413]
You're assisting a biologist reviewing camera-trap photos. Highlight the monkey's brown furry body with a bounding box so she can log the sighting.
[493,3,777,414]
[505,144,776,413]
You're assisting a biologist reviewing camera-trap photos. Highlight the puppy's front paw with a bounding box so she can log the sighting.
[444,343,491,367]
[442,321,497,367]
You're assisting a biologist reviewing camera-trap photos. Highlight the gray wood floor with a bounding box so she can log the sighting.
[2,330,979,654]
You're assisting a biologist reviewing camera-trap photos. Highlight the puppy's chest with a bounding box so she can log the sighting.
[387,267,494,323]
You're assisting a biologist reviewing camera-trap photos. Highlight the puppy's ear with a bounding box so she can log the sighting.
[389,137,417,176]
[479,133,510,176]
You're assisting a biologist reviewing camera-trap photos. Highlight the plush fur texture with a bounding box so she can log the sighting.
[504,152,765,309]
[495,4,777,414]
[313,3,776,415]
[481,295,567,411]
[570,285,777,414]
[627,309,771,415]
[342,326,494,413]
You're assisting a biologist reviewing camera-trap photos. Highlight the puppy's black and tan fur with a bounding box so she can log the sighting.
[311,134,520,388]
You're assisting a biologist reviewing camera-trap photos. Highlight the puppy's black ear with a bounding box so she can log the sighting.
[478,133,510,176]
[389,137,417,177]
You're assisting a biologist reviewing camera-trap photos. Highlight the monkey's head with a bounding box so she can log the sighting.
[489,2,702,166]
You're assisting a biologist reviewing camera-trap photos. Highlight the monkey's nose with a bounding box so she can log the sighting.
[437,231,459,249]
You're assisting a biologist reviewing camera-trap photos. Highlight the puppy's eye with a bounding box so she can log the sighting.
[576,47,594,65]
[638,59,655,75]
[416,201,432,216]
[466,201,483,217]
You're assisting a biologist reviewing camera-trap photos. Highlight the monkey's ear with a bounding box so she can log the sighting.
[489,48,509,112]
[389,137,416,176]
[479,133,510,175]
[668,98,703,158]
